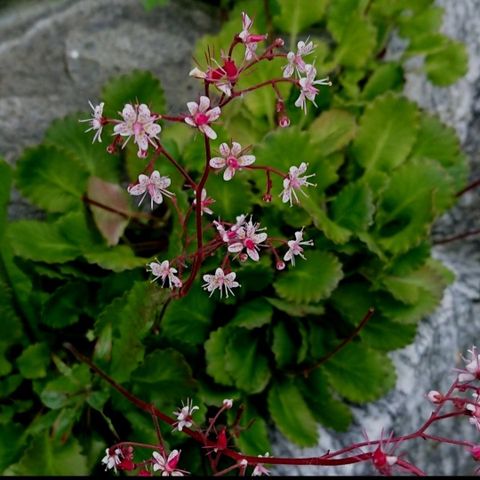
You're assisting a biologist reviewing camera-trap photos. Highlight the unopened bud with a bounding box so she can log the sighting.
[106,144,116,154]
[239,253,248,262]
[470,445,480,461]
[427,390,443,404]
[275,99,285,113]
[223,398,233,409]
[138,149,148,159]
[274,38,285,48]
[239,459,248,467]
[263,193,272,202]
[278,115,290,128]
[276,261,285,271]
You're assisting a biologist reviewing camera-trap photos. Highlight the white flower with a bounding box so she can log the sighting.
[427,390,443,404]
[127,171,174,209]
[192,188,215,215]
[214,215,247,243]
[202,267,240,298]
[173,398,199,432]
[113,103,161,158]
[467,397,480,431]
[223,398,233,409]
[184,96,221,140]
[152,450,185,476]
[147,260,182,289]
[283,229,314,266]
[457,346,480,382]
[101,447,122,472]
[228,217,267,262]
[295,64,331,114]
[238,12,267,61]
[280,162,316,206]
[189,59,238,97]
[282,40,315,78]
[252,452,271,476]
[79,101,104,143]
[210,142,255,181]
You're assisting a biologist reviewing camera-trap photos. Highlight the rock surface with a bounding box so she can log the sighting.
[1,0,480,476]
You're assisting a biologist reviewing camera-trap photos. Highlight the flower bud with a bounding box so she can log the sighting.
[470,445,480,461]
[223,398,233,409]
[276,261,285,271]
[263,193,272,202]
[278,115,290,128]
[427,390,443,404]
[274,38,285,48]
[239,253,248,262]
[106,144,116,154]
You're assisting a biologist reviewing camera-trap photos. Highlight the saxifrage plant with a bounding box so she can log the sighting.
[0,0,471,475]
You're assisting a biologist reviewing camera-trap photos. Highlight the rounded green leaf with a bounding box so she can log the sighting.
[274,251,343,304]
[205,327,235,387]
[230,298,273,329]
[352,93,419,174]
[225,329,271,394]
[361,62,404,100]
[16,145,88,213]
[425,39,468,86]
[267,379,318,447]
[323,343,396,403]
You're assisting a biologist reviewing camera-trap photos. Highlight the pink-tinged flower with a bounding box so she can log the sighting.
[214,215,247,243]
[202,267,240,298]
[283,229,314,266]
[238,12,267,61]
[147,260,182,289]
[152,450,187,476]
[252,452,271,476]
[228,217,268,262]
[210,142,256,181]
[456,346,480,382]
[282,40,315,78]
[469,444,480,461]
[223,398,233,409]
[101,447,122,472]
[193,188,215,215]
[371,446,398,476]
[295,64,331,114]
[190,58,239,97]
[127,171,174,209]
[173,398,199,432]
[184,96,221,139]
[79,101,105,143]
[113,103,161,158]
[280,162,316,206]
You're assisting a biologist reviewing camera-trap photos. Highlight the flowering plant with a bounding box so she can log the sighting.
[0,0,472,475]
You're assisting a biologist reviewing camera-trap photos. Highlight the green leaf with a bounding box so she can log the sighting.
[0,343,12,377]
[272,321,296,368]
[131,348,197,407]
[83,245,147,272]
[4,433,88,475]
[331,181,374,232]
[309,109,357,156]
[324,342,396,403]
[205,327,235,387]
[299,370,352,431]
[425,39,468,86]
[0,423,24,472]
[0,159,12,239]
[235,256,275,293]
[352,93,419,174]
[274,251,343,304]
[333,14,377,68]
[225,329,271,394]
[15,145,88,213]
[398,6,443,38]
[409,113,468,191]
[99,282,169,382]
[17,343,50,379]
[361,62,404,100]
[7,220,82,263]
[41,282,89,329]
[372,160,453,254]
[102,70,166,118]
[230,298,273,329]
[45,115,121,182]
[274,0,328,46]
[229,402,270,455]
[205,173,254,220]
[162,283,215,345]
[268,378,318,446]
[361,315,417,351]
[142,0,169,10]
[266,297,325,317]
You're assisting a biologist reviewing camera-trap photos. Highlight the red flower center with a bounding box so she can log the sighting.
[195,112,210,125]
[226,156,239,169]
